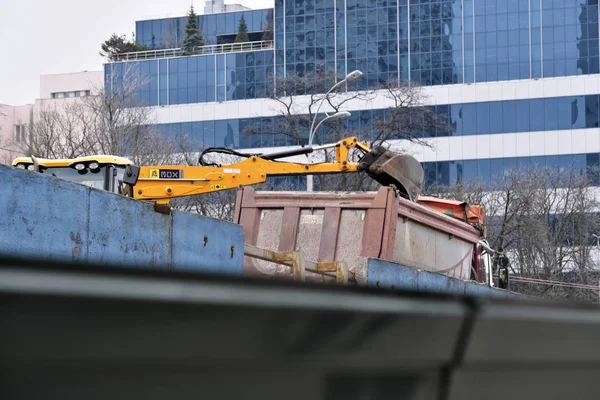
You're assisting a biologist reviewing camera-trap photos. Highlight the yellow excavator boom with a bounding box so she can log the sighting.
[133,137,388,204]
[12,137,424,204]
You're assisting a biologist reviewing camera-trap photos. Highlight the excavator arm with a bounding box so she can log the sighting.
[11,137,486,234]
[128,136,424,205]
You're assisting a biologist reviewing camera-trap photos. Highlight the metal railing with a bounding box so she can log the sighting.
[111,40,274,62]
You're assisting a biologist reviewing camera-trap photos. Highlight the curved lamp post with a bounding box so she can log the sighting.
[311,111,352,142]
[308,70,363,146]
[305,70,362,192]
[594,233,600,303]
[306,111,352,192]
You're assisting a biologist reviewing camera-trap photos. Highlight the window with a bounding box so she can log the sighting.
[14,125,27,143]
[49,90,92,99]
[39,166,107,191]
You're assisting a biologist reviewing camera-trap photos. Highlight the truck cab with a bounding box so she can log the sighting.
[12,155,137,196]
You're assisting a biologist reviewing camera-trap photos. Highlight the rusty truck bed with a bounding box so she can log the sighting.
[233,187,482,283]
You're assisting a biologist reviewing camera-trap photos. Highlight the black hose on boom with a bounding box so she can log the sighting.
[198,145,317,166]
[198,148,257,167]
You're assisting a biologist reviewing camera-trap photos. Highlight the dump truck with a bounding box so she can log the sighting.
[11,136,494,286]
[234,186,493,286]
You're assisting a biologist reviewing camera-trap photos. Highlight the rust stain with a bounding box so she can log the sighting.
[21,217,34,235]
[120,241,153,255]
[99,233,109,244]
[70,232,82,244]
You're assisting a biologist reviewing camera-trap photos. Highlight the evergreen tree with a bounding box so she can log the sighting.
[100,33,149,61]
[182,5,204,55]
[234,17,250,43]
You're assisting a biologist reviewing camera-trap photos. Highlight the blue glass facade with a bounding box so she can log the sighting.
[154,115,600,190]
[274,0,600,89]
[434,94,600,136]
[155,116,300,149]
[422,153,600,190]
[103,2,600,191]
[409,0,465,86]
[104,50,274,106]
[136,9,273,48]
[114,0,600,106]
[153,94,600,147]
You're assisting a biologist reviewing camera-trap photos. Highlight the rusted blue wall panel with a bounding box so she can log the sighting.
[367,260,418,291]
[87,190,172,269]
[1,165,90,263]
[418,270,467,295]
[172,213,244,274]
[0,165,244,273]
[366,258,519,298]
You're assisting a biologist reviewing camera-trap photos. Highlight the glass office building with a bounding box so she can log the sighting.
[136,9,273,48]
[105,0,600,191]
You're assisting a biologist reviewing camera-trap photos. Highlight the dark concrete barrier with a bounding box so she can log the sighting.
[0,257,597,400]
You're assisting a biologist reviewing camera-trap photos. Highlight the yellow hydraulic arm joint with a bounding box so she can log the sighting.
[133,137,371,204]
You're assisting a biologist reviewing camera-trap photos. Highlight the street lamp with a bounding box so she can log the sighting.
[311,111,352,141]
[305,70,362,193]
[306,111,351,192]
[594,233,600,303]
[308,70,363,146]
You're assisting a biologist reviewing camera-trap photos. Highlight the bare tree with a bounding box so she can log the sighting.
[371,79,447,148]
[18,63,241,220]
[0,106,32,165]
[25,101,96,159]
[25,63,199,166]
[241,69,448,191]
[0,142,16,165]
[173,180,302,222]
[169,150,303,222]
[242,69,357,146]
[432,166,600,302]
[240,69,373,191]
[82,64,192,166]
[0,107,11,163]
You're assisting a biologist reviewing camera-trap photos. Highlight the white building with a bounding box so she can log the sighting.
[0,70,103,164]
[203,0,250,14]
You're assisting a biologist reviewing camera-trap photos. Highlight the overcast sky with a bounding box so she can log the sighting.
[0,0,273,105]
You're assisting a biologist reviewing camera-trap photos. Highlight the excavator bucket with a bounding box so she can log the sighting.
[358,146,424,202]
